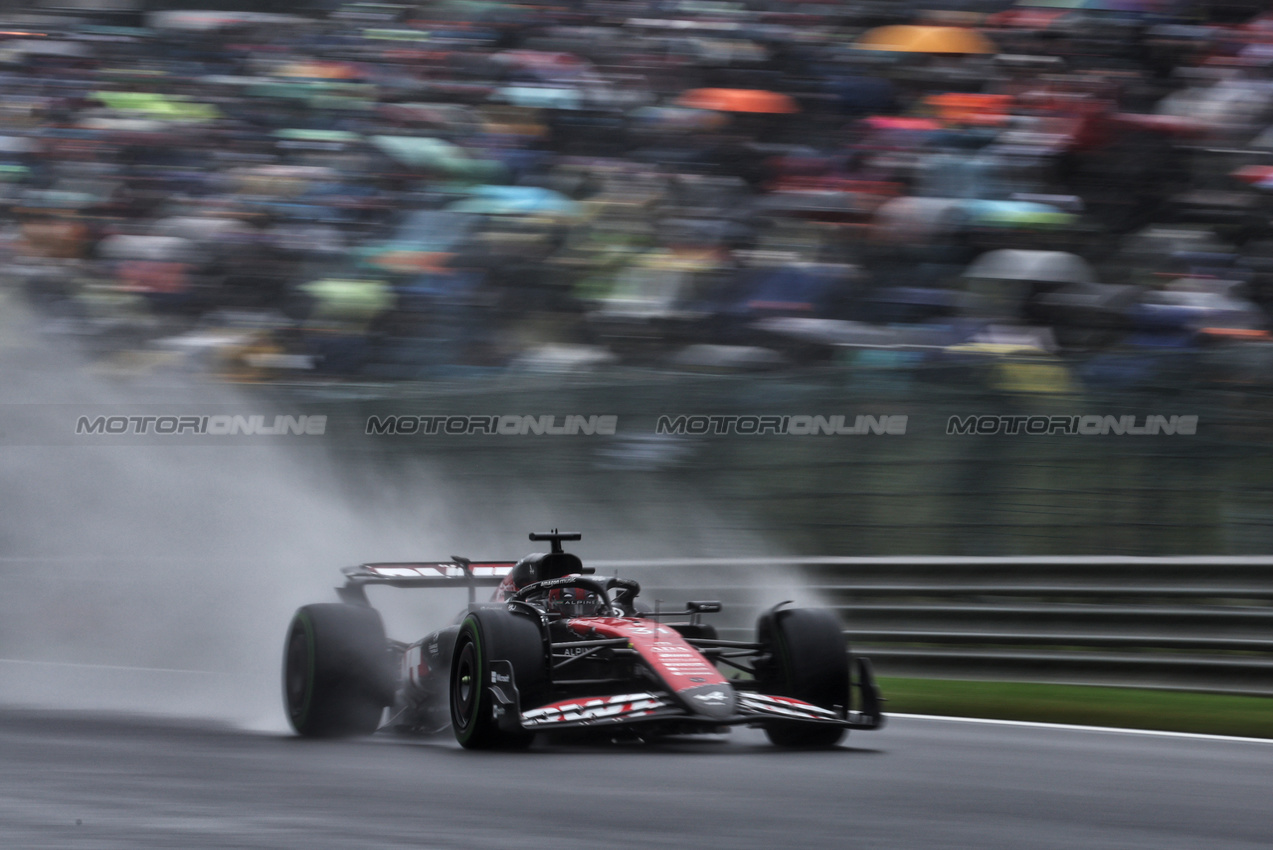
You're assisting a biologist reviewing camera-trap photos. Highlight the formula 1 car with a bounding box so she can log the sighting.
[283,531,884,748]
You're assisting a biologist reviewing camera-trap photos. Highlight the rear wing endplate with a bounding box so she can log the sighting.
[337,559,516,607]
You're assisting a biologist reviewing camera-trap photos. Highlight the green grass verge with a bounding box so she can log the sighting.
[877,677,1273,739]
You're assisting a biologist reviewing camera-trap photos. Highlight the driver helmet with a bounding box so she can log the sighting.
[546,586,604,618]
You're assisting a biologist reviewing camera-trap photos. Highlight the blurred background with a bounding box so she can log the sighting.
[1,0,1273,730]
[3,0,1273,554]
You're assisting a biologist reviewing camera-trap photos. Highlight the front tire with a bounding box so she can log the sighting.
[756,606,850,748]
[450,607,547,750]
[284,603,394,738]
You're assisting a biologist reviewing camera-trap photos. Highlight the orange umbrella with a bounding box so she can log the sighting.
[926,92,1013,125]
[854,25,995,55]
[278,61,361,80]
[675,88,800,114]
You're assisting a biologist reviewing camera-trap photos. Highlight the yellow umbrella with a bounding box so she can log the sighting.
[944,343,1077,394]
[301,278,395,330]
[92,91,220,122]
[855,25,995,55]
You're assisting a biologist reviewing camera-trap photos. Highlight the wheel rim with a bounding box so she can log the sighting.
[452,639,478,731]
[285,621,312,721]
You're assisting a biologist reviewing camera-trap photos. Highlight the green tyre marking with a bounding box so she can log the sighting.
[292,610,317,731]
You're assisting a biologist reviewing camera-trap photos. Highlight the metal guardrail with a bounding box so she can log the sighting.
[2,555,1270,695]
[613,557,1273,697]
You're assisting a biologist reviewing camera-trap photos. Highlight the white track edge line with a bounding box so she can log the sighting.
[890,712,1273,745]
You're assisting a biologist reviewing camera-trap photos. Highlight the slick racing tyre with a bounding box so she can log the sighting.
[756,606,850,748]
[450,607,548,750]
[284,603,394,738]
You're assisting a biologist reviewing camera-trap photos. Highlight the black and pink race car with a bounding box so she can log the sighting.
[283,531,884,749]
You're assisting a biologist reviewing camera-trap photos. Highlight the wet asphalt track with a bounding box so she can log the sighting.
[1,710,1270,850]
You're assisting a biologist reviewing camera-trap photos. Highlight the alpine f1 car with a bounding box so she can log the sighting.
[283,531,884,748]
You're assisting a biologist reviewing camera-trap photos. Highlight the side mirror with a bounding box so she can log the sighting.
[687,600,722,614]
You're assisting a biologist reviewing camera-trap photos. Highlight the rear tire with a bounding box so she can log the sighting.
[450,607,547,750]
[284,603,394,738]
[756,606,849,748]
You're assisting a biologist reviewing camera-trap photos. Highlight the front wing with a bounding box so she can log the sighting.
[484,659,885,734]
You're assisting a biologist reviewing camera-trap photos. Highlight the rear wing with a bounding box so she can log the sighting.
[337,559,516,607]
